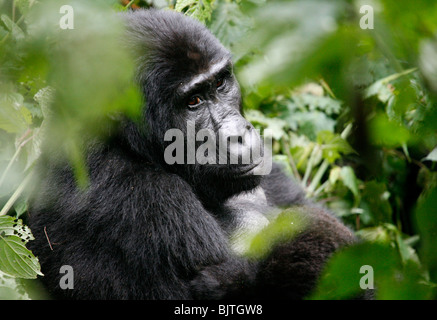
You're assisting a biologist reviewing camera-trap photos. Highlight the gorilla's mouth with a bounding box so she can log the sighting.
[210,157,264,177]
[238,161,262,176]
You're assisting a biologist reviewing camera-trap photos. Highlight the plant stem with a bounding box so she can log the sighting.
[0,132,33,189]
[0,146,21,188]
[302,144,318,188]
[313,180,329,197]
[341,123,353,139]
[307,159,329,195]
[125,0,135,9]
[281,138,301,182]
[0,171,33,216]
[320,78,336,99]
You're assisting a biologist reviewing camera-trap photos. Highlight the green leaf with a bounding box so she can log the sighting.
[311,241,432,300]
[208,1,251,61]
[0,88,33,133]
[175,0,196,12]
[317,131,355,163]
[310,242,398,300]
[0,271,30,300]
[364,68,417,103]
[340,166,359,200]
[0,216,42,279]
[245,109,287,140]
[33,86,54,119]
[0,235,42,279]
[291,111,336,141]
[361,181,392,224]
[13,200,28,218]
[0,14,25,40]
[0,25,7,39]
[356,226,392,243]
[175,0,215,23]
[328,166,341,185]
[0,216,33,241]
[368,113,410,148]
[15,0,34,16]
[246,208,308,259]
[415,187,437,283]
[292,93,341,115]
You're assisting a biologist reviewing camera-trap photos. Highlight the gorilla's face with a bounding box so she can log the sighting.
[126,10,268,203]
[173,57,264,176]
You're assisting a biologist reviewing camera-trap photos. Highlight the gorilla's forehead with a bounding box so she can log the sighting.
[125,9,232,91]
[179,58,231,94]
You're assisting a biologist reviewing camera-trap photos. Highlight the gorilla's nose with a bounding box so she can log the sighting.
[217,118,261,166]
[224,120,253,145]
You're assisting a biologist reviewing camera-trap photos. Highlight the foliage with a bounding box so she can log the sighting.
[174,0,215,23]
[0,0,437,299]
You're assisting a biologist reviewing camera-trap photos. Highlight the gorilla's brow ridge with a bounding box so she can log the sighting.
[179,58,232,95]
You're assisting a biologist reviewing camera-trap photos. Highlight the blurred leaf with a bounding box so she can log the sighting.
[239,0,349,89]
[245,109,287,140]
[420,39,437,93]
[0,90,32,133]
[423,147,437,162]
[209,0,251,62]
[310,242,398,300]
[340,166,359,202]
[0,271,30,300]
[175,0,215,23]
[311,240,432,299]
[415,187,437,284]
[365,68,416,103]
[291,111,336,141]
[361,181,392,224]
[293,94,341,115]
[368,113,410,148]
[23,0,142,185]
[13,200,27,218]
[356,225,392,243]
[1,14,25,40]
[246,208,307,259]
[328,166,341,185]
[15,0,35,16]
[317,131,355,163]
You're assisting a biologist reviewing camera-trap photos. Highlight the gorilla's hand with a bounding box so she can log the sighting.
[252,205,356,299]
[190,258,258,299]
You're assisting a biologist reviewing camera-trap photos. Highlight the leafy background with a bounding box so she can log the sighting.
[0,0,437,299]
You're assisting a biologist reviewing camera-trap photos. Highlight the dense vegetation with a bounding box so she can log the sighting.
[0,0,436,300]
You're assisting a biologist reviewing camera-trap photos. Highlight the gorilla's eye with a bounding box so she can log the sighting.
[187,96,201,107]
[216,77,225,88]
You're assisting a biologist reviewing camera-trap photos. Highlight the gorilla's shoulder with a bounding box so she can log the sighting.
[87,144,194,194]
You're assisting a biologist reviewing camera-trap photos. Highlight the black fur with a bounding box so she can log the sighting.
[28,9,356,300]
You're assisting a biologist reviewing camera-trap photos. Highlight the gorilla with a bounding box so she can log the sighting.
[27,9,356,300]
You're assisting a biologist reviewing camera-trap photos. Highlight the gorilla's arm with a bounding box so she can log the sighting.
[254,163,356,299]
[214,163,356,299]
[28,148,256,299]
[253,206,355,299]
